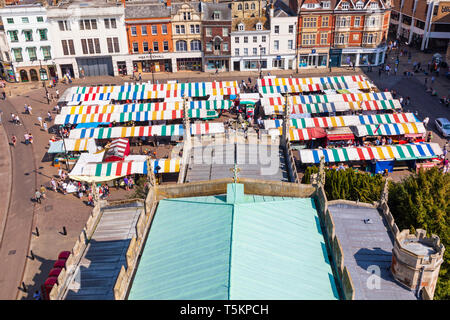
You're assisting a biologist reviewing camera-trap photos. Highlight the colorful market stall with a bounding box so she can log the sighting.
[69,124,185,139]
[104,138,130,162]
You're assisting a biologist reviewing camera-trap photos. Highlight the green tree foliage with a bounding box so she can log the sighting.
[388,168,450,300]
[302,166,384,203]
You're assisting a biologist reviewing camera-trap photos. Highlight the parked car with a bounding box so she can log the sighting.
[435,118,450,138]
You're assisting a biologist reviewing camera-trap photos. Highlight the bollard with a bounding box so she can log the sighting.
[62,226,67,236]
[30,250,35,260]
[35,227,39,237]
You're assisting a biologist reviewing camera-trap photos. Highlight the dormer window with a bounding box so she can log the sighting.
[307,3,315,9]
[256,23,262,31]
[213,11,220,20]
[370,2,379,9]
[342,2,350,10]
[322,1,331,9]
[355,1,364,9]
[238,23,244,31]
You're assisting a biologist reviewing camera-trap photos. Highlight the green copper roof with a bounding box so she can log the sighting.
[128,184,339,300]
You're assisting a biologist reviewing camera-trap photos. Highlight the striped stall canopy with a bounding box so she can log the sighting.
[75,86,116,94]
[63,138,97,152]
[269,127,319,141]
[188,100,233,110]
[152,158,181,173]
[190,122,225,135]
[60,102,185,115]
[55,110,217,125]
[70,93,112,102]
[258,75,367,87]
[264,100,402,115]
[353,122,426,137]
[263,113,419,130]
[69,125,184,139]
[259,81,372,94]
[299,143,443,164]
[107,138,129,158]
[85,160,148,177]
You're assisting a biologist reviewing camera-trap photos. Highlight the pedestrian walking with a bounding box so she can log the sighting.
[51,178,57,192]
[443,158,449,174]
[35,189,42,204]
[138,73,142,82]
[28,105,32,115]
[40,185,47,199]
[431,76,435,84]
[427,131,433,142]
[47,111,52,121]
[11,135,16,147]
[56,89,59,99]
[28,133,33,144]
[352,61,355,71]
[37,116,43,127]
[43,121,48,132]
[58,168,63,178]
[24,133,30,145]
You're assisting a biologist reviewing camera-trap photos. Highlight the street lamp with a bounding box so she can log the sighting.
[40,59,49,104]
[259,44,262,79]
[149,48,155,84]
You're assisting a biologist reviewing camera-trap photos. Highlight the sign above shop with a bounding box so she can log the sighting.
[137,54,165,60]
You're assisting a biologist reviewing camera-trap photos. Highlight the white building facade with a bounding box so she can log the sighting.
[230,21,270,72]
[0,4,56,82]
[0,24,14,81]
[267,3,297,70]
[47,1,129,78]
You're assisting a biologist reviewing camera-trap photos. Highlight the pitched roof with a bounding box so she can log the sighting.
[125,4,171,19]
[201,1,231,21]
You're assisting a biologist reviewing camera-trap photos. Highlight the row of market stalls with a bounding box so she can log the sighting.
[53,80,241,183]
[257,75,442,173]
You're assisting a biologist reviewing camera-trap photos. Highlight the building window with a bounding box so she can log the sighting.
[253,48,257,55]
[354,17,361,27]
[37,16,44,22]
[107,37,120,53]
[235,37,239,43]
[363,33,376,44]
[94,39,101,53]
[6,18,14,24]
[104,18,116,29]
[274,40,279,51]
[41,46,51,60]
[256,23,262,31]
[22,17,29,23]
[213,11,220,20]
[235,48,239,55]
[163,41,169,51]
[206,27,212,36]
[139,26,146,36]
[111,18,117,29]
[12,48,23,62]
[206,42,212,51]
[153,41,159,52]
[355,1,364,9]
[238,23,244,31]
[366,16,380,27]
[27,47,37,61]
[307,3,315,9]
[335,33,349,44]
[150,25,156,35]
[244,48,248,55]
[303,17,317,28]
[288,40,293,50]
[370,2,379,9]
[322,16,329,27]
[143,41,149,52]
[8,30,18,42]
[337,17,351,27]
[342,2,350,10]
[245,3,249,10]
[320,33,328,45]
[58,20,70,31]
[183,12,191,21]
[253,36,257,43]
[223,42,228,51]
[81,39,88,54]
[302,33,316,45]
[104,19,110,29]
[223,28,228,37]
[132,42,139,53]
[38,29,48,41]
[251,3,256,10]
[79,19,97,30]
[196,24,200,34]
[262,35,266,42]
[260,47,266,55]
[131,26,137,36]
[176,40,187,52]
[162,24,168,34]
[244,36,248,43]
[61,39,75,55]
[191,40,201,51]
[24,30,33,42]
[175,25,185,34]
[322,1,331,9]
[238,4,242,10]
[274,25,279,34]
[214,39,221,51]
[289,25,294,34]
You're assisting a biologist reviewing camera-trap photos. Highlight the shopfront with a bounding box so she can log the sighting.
[243,59,267,70]
[0,62,16,82]
[298,49,328,68]
[205,58,229,72]
[133,58,172,74]
[117,61,127,75]
[176,58,202,71]
[341,47,386,67]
